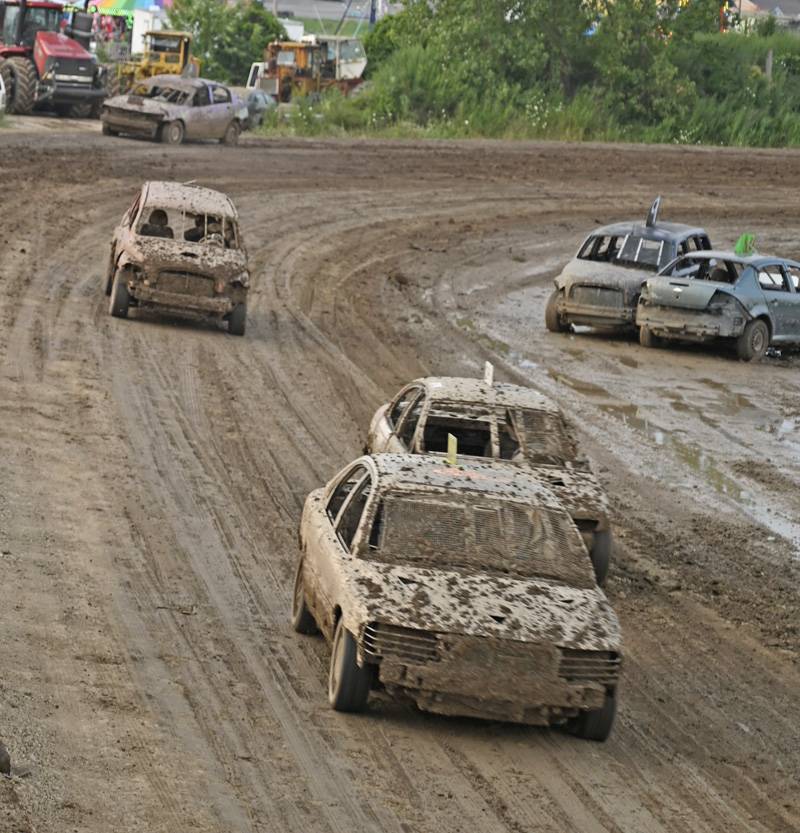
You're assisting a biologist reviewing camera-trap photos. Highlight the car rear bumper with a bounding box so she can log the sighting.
[638,306,745,340]
[132,286,234,316]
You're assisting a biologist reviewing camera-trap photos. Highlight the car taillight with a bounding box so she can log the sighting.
[706,292,736,315]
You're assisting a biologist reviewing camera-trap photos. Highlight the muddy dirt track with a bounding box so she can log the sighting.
[1,126,799,833]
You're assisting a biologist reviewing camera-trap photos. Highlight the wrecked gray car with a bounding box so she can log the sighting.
[637,251,800,360]
[546,197,712,333]
[366,375,613,585]
[101,75,245,145]
[106,181,249,335]
[294,453,622,740]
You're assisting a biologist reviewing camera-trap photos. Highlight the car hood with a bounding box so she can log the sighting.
[128,236,248,282]
[643,277,726,310]
[344,560,620,652]
[104,94,182,120]
[557,257,653,292]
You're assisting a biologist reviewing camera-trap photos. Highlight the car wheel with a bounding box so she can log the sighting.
[569,688,617,742]
[222,121,240,146]
[228,303,246,336]
[589,529,612,587]
[291,561,318,635]
[328,618,371,712]
[545,290,569,333]
[108,270,130,319]
[736,318,769,362]
[102,123,119,137]
[160,120,185,145]
[639,325,660,348]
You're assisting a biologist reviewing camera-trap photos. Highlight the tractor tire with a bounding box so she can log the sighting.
[160,120,185,145]
[221,121,240,146]
[67,101,93,119]
[736,318,769,362]
[1,56,37,115]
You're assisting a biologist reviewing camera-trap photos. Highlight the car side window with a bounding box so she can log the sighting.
[388,387,419,429]
[336,477,372,552]
[786,267,800,292]
[327,465,367,523]
[398,393,424,448]
[758,267,790,292]
[212,86,231,104]
[193,86,211,107]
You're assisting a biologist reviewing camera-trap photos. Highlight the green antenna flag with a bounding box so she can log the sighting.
[734,233,756,256]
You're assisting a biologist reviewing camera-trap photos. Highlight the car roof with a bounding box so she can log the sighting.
[410,377,561,415]
[141,181,238,218]
[141,74,229,91]
[668,250,800,268]
[590,221,706,242]
[366,454,564,508]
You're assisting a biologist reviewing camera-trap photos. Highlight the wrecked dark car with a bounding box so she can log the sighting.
[637,251,800,360]
[101,75,246,145]
[546,197,712,333]
[106,181,250,335]
[293,453,622,740]
[366,375,613,585]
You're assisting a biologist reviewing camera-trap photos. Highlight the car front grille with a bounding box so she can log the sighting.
[570,285,624,309]
[558,649,621,685]
[157,272,215,297]
[362,622,439,664]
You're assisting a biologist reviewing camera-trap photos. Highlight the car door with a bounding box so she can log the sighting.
[782,264,800,341]
[756,263,793,338]
[207,84,235,138]
[307,465,372,635]
[185,84,212,140]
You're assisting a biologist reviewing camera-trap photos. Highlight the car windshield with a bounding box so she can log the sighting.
[661,256,745,283]
[137,207,239,249]
[422,402,578,467]
[578,232,668,271]
[131,83,191,105]
[365,491,593,587]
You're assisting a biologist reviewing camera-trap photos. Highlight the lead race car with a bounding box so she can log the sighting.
[294,453,622,740]
[366,373,614,585]
[545,197,712,334]
[637,248,800,360]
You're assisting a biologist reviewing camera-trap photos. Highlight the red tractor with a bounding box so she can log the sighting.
[0,0,106,116]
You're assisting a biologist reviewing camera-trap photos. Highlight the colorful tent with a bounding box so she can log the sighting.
[88,0,172,13]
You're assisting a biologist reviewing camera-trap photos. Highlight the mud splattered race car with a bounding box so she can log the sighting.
[637,251,800,360]
[293,454,622,739]
[366,376,613,584]
[106,181,249,335]
[546,197,712,333]
[101,75,246,145]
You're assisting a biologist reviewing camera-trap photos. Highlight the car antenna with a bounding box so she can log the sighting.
[483,361,494,386]
[646,195,662,228]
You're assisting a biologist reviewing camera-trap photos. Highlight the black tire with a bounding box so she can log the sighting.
[291,562,319,635]
[1,56,37,115]
[228,303,246,336]
[104,253,116,295]
[545,290,568,333]
[108,270,130,318]
[67,101,93,119]
[589,529,612,587]
[736,318,769,362]
[328,618,370,712]
[102,122,118,137]
[160,120,185,145]
[222,121,240,146]
[639,325,659,348]
[569,689,617,742]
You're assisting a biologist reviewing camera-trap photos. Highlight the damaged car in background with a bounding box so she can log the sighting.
[101,75,245,145]
[545,197,712,334]
[106,180,249,335]
[637,250,800,360]
[293,453,622,740]
[366,372,614,585]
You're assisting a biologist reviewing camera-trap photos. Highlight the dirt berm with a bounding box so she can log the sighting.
[0,127,799,832]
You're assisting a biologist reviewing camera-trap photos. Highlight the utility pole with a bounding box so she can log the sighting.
[370,0,377,30]
[272,0,277,15]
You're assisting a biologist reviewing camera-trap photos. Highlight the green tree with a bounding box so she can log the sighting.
[169,0,285,84]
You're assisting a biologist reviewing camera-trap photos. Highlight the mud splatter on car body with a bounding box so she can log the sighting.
[297,454,622,729]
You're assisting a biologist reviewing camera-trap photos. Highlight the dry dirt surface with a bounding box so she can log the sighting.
[1,125,799,833]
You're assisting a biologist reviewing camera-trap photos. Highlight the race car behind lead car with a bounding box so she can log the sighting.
[546,197,712,333]
[637,251,800,360]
